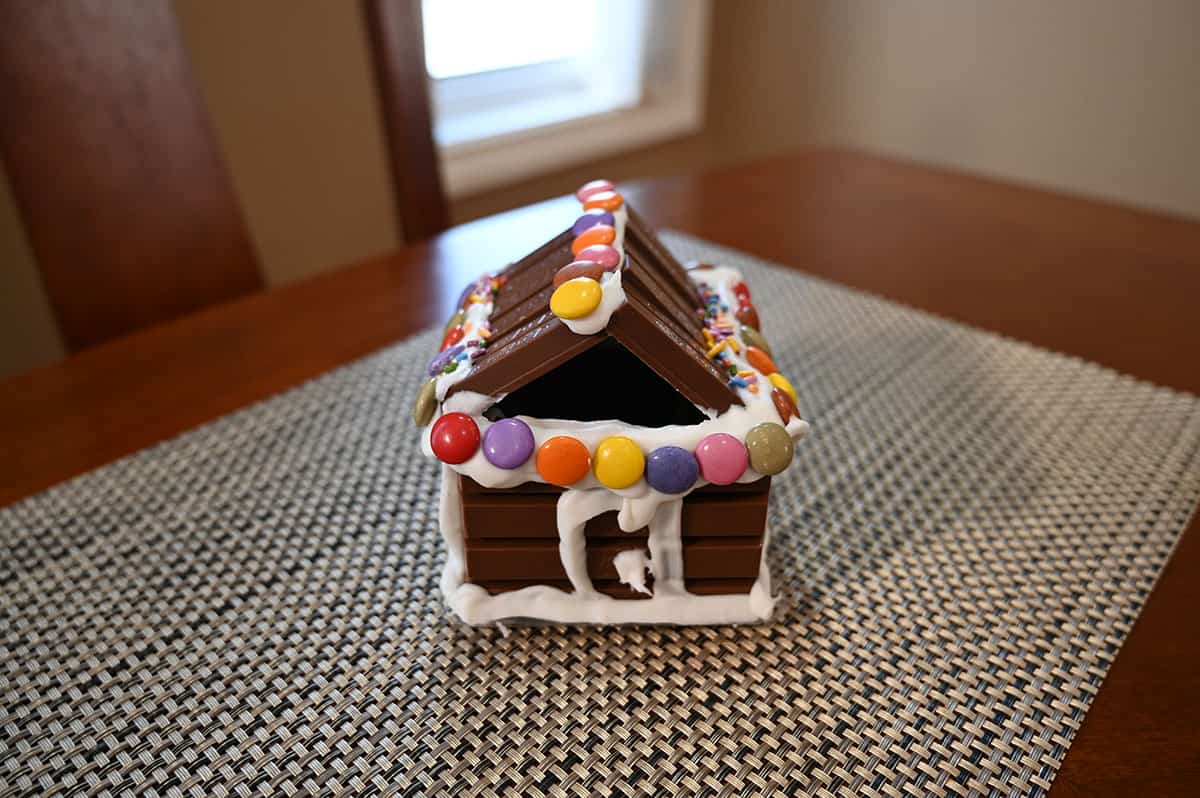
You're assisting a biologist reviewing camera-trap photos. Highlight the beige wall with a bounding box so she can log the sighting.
[805,0,1200,219]
[3,0,1198,378]
[465,0,1200,222]
[174,0,400,286]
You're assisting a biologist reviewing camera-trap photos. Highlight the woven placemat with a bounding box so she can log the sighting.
[3,232,1199,797]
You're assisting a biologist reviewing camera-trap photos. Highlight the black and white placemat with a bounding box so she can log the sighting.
[3,232,1199,797]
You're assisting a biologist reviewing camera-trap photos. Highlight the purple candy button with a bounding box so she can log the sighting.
[572,209,616,236]
[428,344,464,376]
[482,418,535,469]
[575,244,621,271]
[645,446,699,494]
[455,282,475,310]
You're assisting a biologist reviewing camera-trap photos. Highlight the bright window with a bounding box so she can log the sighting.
[421,0,711,196]
[423,0,599,80]
[422,0,647,147]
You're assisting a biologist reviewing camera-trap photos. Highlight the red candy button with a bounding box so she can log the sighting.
[430,412,480,464]
[440,326,464,351]
[733,282,752,305]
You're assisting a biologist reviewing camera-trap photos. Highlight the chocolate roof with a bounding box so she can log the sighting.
[449,207,741,414]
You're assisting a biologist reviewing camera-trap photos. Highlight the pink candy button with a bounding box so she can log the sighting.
[695,433,748,485]
[575,244,621,271]
[575,179,614,202]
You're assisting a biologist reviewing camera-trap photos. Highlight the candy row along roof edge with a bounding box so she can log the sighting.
[413,179,804,490]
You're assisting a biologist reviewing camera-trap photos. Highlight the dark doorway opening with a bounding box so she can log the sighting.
[489,339,706,427]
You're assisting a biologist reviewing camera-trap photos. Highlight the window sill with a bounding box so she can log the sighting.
[434,0,712,199]
[437,94,704,199]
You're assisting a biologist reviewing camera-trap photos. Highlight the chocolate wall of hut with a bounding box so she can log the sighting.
[459,476,770,600]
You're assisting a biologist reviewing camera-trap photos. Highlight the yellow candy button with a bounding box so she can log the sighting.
[594,435,645,489]
[550,277,603,319]
[767,373,798,406]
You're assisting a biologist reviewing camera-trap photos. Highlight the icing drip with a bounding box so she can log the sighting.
[554,488,685,595]
[613,549,652,596]
[556,489,621,596]
[440,468,776,625]
[437,463,467,598]
[645,498,685,594]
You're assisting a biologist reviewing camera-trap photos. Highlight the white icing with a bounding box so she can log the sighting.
[613,548,652,595]
[559,204,628,335]
[425,393,809,493]
[449,578,775,626]
[437,463,467,599]
[644,498,685,593]
[433,275,498,401]
[426,238,804,626]
[440,472,778,625]
[556,489,619,596]
[696,266,775,403]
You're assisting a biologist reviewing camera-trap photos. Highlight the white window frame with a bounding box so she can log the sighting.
[430,0,711,198]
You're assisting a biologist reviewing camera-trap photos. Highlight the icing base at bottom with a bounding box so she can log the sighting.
[441,563,776,626]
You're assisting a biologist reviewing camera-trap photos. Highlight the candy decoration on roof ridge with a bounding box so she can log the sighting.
[550,181,632,331]
[550,277,603,319]
[415,178,810,626]
[572,208,615,235]
[768,373,799,406]
[740,324,772,356]
[575,179,614,201]
[553,261,605,287]
[571,225,616,254]
[771,387,800,423]
[574,244,620,271]
[582,190,624,212]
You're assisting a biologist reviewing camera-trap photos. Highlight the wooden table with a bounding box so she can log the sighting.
[2,150,1197,795]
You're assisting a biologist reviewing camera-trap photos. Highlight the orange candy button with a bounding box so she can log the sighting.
[537,436,591,486]
[744,346,778,375]
[571,224,616,254]
[582,190,624,211]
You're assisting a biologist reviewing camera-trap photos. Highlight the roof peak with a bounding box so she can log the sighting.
[448,190,740,417]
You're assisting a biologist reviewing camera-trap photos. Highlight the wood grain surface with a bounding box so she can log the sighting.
[1,150,1197,795]
[0,0,262,351]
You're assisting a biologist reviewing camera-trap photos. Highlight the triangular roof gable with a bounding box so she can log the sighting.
[449,207,740,414]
